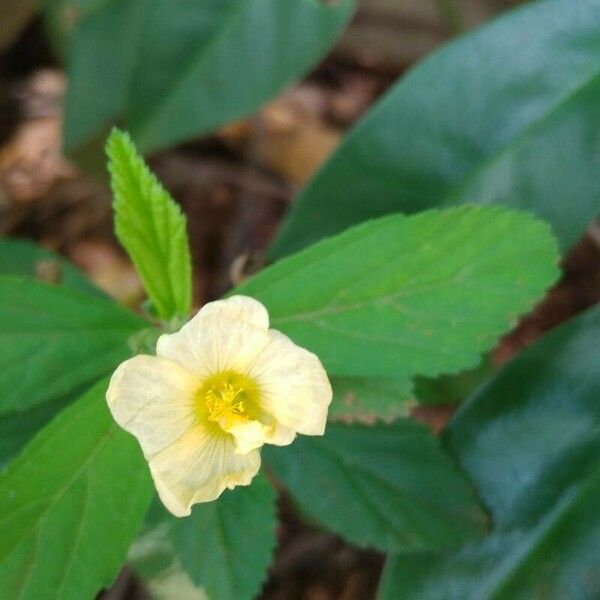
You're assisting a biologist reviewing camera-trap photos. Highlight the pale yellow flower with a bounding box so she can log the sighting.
[106,295,332,517]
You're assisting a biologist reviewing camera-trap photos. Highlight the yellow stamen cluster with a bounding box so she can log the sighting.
[198,371,259,432]
[205,382,248,429]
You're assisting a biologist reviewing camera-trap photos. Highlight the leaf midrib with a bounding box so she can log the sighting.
[444,67,600,206]
[482,467,600,600]
[129,0,251,140]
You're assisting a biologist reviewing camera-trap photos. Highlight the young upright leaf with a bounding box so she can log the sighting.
[265,421,486,552]
[0,276,143,416]
[54,0,356,152]
[270,0,600,257]
[379,306,600,598]
[0,379,154,600]
[170,473,277,600]
[236,206,559,386]
[107,129,192,320]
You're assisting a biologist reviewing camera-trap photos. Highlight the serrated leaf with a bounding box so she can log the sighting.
[329,376,412,423]
[0,238,103,297]
[235,206,559,386]
[413,359,493,406]
[0,379,154,600]
[54,0,355,152]
[270,0,600,258]
[0,275,144,416]
[170,473,277,600]
[265,421,486,552]
[379,306,600,599]
[107,129,192,320]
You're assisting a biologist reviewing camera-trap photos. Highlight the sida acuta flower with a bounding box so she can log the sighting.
[106,295,332,517]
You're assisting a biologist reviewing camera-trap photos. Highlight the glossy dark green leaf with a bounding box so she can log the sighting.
[0,238,102,296]
[0,276,144,415]
[265,421,486,552]
[170,473,277,600]
[55,0,355,152]
[379,498,600,600]
[271,0,600,258]
[379,306,600,598]
[236,206,559,383]
[0,379,154,599]
[446,305,600,527]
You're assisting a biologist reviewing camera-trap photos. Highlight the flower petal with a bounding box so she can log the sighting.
[225,417,297,454]
[156,296,270,376]
[266,422,297,447]
[106,355,200,458]
[226,420,272,454]
[201,295,269,329]
[149,426,261,517]
[249,330,332,436]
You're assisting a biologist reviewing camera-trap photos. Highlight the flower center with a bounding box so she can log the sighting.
[206,383,246,424]
[198,371,260,431]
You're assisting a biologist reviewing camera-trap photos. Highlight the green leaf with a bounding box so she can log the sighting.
[378,500,600,600]
[0,275,143,415]
[128,500,210,600]
[329,376,412,423]
[0,243,114,465]
[0,396,71,470]
[107,129,192,320]
[265,421,486,552]
[55,0,356,152]
[446,305,600,528]
[0,379,154,600]
[235,206,559,383]
[270,0,600,258]
[0,238,103,297]
[379,306,600,598]
[129,506,177,581]
[413,359,493,406]
[170,473,277,600]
